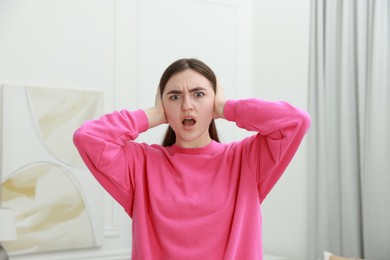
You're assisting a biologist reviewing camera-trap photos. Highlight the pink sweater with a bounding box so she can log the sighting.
[73,98,310,259]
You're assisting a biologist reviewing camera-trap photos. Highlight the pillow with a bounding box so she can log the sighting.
[324,251,364,260]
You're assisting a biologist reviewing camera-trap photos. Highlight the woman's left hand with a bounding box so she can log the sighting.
[214,79,226,119]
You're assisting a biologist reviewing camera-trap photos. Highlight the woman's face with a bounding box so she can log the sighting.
[162,69,215,148]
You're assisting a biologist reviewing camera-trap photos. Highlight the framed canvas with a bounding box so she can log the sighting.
[0,84,105,255]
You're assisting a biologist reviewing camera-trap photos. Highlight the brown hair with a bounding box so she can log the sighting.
[159,58,220,146]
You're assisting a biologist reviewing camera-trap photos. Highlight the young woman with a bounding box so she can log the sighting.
[73,58,311,259]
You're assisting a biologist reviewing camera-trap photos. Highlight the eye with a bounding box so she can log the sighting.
[169,94,181,100]
[194,91,205,98]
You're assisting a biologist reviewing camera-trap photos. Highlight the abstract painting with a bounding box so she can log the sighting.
[0,85,105,254]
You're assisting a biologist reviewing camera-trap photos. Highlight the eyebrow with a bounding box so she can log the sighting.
[166,87,207,95]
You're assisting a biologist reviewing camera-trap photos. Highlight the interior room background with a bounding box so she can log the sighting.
[1,0,310,259]
[308,1,389,260]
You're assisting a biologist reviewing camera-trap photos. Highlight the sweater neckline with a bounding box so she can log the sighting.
[167,140,220,155]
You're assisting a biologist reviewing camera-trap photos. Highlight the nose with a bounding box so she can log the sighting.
[182,95,194,110]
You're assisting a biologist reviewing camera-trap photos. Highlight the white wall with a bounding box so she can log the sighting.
[253,1,311,260]
[0,0,310,259]
[133,0,254,145]
[0,1,132,259]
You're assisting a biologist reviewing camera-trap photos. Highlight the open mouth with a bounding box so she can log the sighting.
[182,118,196,126]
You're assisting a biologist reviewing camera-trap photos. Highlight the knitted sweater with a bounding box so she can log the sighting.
[73,98,311,259]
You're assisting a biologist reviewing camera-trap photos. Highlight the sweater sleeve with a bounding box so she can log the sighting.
[224,98,311,202]
[73,109,149,215]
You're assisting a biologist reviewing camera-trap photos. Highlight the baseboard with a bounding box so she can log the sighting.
[9,249,132,260]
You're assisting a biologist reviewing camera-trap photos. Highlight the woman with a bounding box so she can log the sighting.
[73,58,311,259]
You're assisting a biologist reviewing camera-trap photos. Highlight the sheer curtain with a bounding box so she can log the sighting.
[307,0,389,260]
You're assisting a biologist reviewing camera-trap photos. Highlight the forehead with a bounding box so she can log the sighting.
[164,69,213,92]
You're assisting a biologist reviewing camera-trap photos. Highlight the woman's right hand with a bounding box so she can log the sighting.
[155,87,167,123]
[144,87,167,129]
